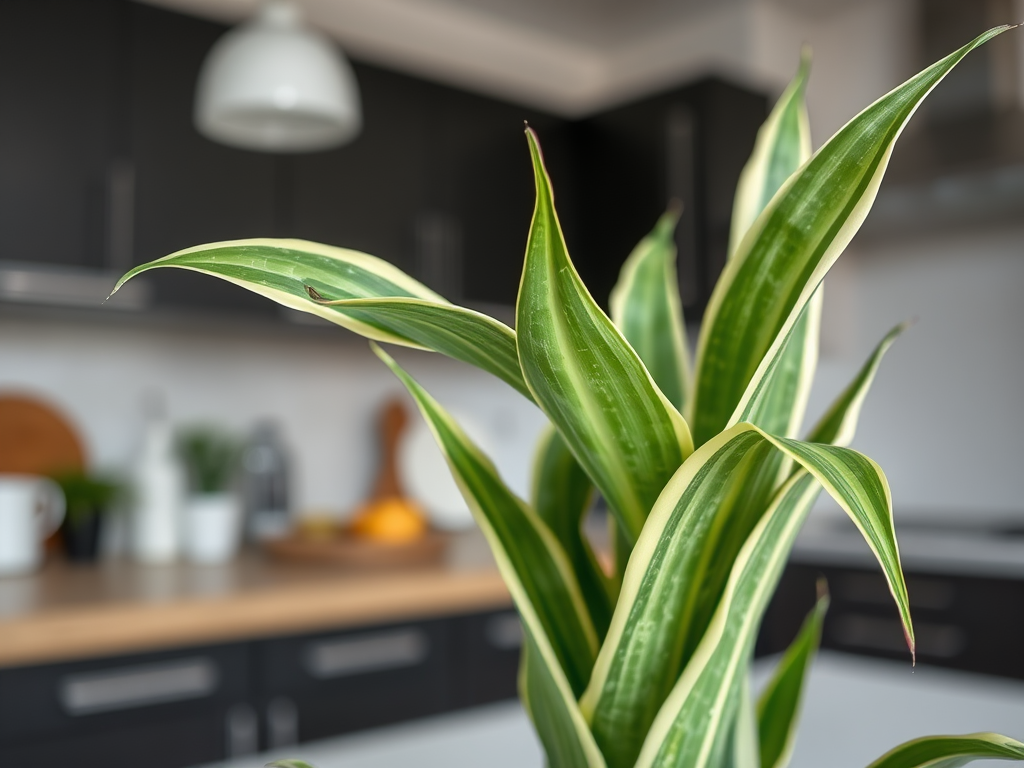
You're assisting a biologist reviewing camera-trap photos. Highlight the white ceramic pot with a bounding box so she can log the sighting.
[182,492,243,564]
[0,474,65,576]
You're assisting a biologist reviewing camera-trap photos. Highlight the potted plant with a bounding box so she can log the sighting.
[177,426,243,563]
[115,27,1024,768]
[51,471,121,562]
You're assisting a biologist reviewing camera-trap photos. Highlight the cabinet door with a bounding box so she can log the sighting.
[255,618,453,747]
[127,2,279,315]
[0,0,120,270]
[450,609,523,708]
[0,642,252,768]
[759,563,1024,679]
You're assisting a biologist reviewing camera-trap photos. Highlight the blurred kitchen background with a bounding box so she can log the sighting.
[2,0,1024,766]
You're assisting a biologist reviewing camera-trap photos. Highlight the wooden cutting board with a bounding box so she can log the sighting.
[0,393,86,475]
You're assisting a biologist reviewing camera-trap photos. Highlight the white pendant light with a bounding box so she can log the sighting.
[194,0,361,153]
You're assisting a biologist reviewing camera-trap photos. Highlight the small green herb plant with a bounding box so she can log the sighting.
[176,427,240,494]
[117,28,1024,768]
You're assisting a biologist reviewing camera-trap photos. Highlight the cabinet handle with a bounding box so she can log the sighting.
[226,702,259,757]
[59,656,219,716]
[267,696,299,748]
[485,613,523,651]
[304,628,429,680]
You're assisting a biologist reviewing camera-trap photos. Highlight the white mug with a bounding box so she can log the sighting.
[0,475,65,576]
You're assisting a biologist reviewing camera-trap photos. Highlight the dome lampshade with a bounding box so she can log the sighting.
[194,0,361,153]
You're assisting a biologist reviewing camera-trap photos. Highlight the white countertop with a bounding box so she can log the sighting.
[196,652,1024,768]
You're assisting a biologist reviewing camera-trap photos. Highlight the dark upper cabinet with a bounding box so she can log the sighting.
[0,1,121,269]
[572,80,767,316]
[288,65,574,309]
[126,3,280,314]
[0,0,766,319]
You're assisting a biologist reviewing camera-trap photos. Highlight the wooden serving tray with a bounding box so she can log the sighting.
[264,530,450,568]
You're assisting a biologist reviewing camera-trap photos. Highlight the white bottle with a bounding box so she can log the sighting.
[132,414,184,563]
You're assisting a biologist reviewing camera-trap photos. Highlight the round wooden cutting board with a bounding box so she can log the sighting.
[0,393,86,475]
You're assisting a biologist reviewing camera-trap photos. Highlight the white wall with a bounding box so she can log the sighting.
[0,313,548,517]
[810,223,1024,521]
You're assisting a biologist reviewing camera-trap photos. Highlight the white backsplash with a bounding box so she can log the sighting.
[0,311,548,519]
[3,221,1023,525]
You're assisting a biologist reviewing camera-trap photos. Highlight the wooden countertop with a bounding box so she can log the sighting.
[0,532,511,667]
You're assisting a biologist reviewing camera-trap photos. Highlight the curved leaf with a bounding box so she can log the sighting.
[371,344,598,697]
[311,296,530,399]
[610,206,692,413]
[635,473,822,768]
[520,629,608,768]
[532,427,615,638]
[692,27,1011,446]
[728,49,812,259]
[517,128,693,550]
[581,424,909,768]
[865,733,1024,768]
[112,240,531,397]
[726,673,760,768]
[757,590,829,768]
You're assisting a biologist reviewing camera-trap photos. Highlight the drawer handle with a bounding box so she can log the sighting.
[59,657,219,716]
[304,628,429,680]
[485,613,523,651]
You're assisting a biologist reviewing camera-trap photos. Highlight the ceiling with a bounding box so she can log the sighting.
[139,0,770,115]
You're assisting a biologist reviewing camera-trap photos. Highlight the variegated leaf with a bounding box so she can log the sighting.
[726,673,761,768]
[371,344,598,697]
[533,426,615,638]
[517,128,693,549]
[635,473,822,768]
[111,240,531,398]
[865,733,1024,768]
[609,206,691,413]
[691,27,1011,447]
[757,591,829,768]
[519,629,608,768]
[728,50,812,259]
[581,424,909,768]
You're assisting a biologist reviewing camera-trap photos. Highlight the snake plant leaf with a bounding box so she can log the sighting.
[728,50,812,259]
[807,322,907,446]
[726,55,818,443]
[520,629,609,768]
[581,423,908,768]
[691,26,1011,447]
[865,733,1024,768]
[310,295,530,399]
[111,240,533,398]
[635,472,822,768]
[725,673,761,768]
[609,206,692,413]
[371,344,598,696]
[266,762,317,768]
[517,128,693,550]
[533,427,615,638]
[757,590,829,768]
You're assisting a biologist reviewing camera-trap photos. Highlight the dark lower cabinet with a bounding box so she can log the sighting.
[758,562,1024,680]
[450,609,523,708]
[255,618,455,747]
[0,643,251,768]
[0,608,523,768]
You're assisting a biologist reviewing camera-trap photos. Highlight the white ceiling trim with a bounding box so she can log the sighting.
[139,0,765,116]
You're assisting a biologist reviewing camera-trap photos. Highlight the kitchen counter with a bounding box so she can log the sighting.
[0,532,511,668]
